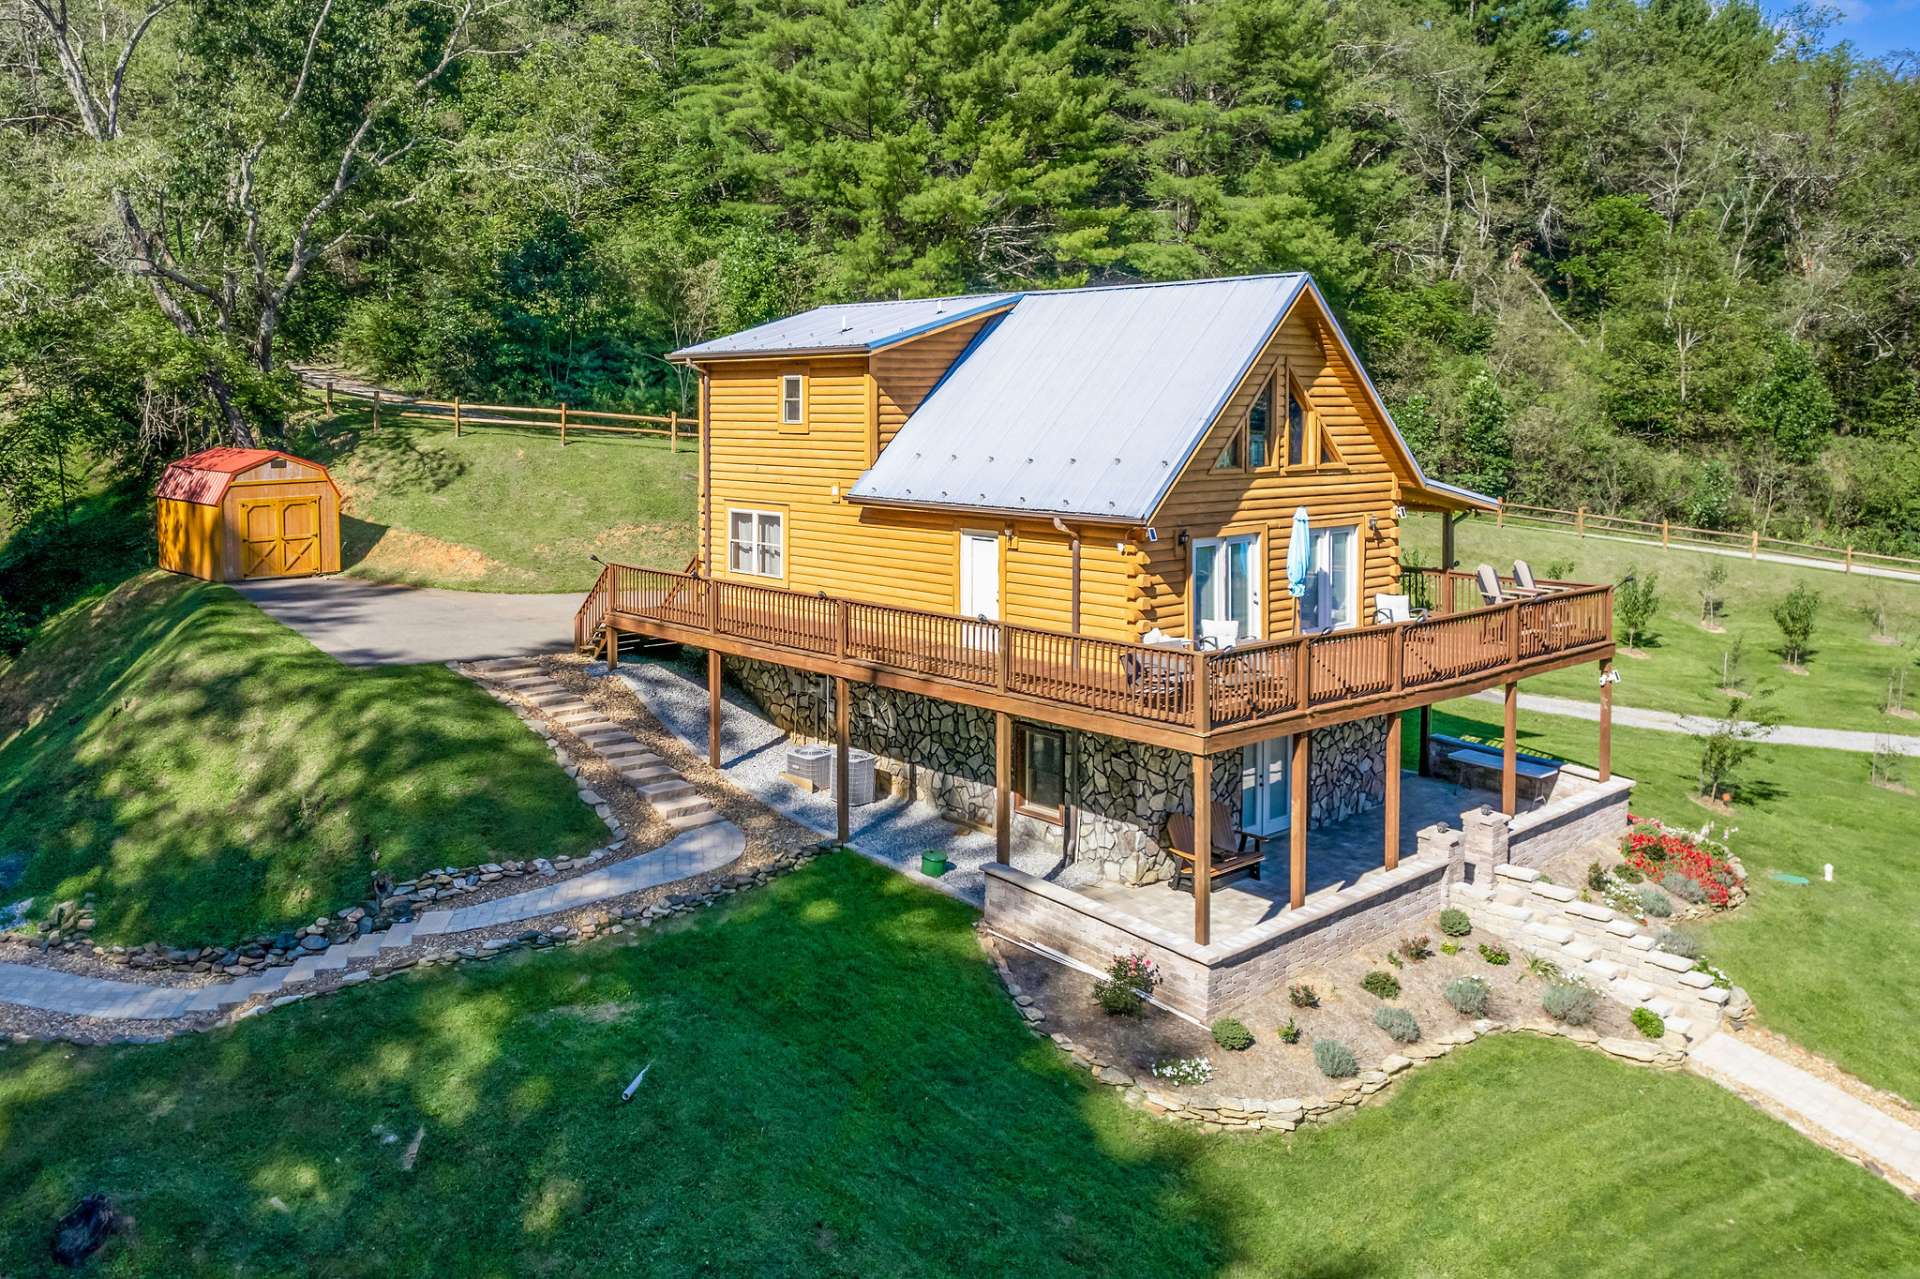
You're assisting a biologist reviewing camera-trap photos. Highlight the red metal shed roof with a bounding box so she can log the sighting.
[155,447,333,506]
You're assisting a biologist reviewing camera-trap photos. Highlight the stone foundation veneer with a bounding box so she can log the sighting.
[725,655,1392,885]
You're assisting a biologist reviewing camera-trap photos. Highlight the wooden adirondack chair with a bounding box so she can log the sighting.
[1165,801,1266,892]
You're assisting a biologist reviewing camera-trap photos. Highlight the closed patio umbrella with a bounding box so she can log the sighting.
[1286,506,1312,600]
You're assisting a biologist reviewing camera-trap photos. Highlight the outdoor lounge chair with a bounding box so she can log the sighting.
[1509,560,1552,598]
[1373,593,1427,625]
[1474,563,1505,607]
[1165,801,1266,893]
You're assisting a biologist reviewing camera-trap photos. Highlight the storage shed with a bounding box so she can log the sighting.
[156,447,342,581]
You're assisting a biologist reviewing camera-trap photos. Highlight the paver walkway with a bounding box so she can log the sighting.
[0,822,742,1022]
[232,578,579,666]
[1690,1030,1920,1188]
[1470,688,1920,757]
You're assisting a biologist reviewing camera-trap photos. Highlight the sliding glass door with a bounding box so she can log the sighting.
[1192,534,1259,644]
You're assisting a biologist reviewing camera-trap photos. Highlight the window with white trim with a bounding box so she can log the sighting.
[780,374,805,426]
[727,509,784,578]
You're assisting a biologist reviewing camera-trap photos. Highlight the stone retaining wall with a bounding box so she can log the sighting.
[726,654,1391,886]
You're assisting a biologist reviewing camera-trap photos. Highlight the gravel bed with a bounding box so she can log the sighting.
[606,651,1059,906]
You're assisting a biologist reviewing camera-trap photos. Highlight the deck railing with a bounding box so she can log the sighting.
[593,564,1612,738]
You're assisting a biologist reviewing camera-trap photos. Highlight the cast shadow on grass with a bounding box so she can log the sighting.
[0,856,1249,1278]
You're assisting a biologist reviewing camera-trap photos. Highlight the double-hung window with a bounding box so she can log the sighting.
[1303,524,1357,633]
[779,372,806,432]
[727,509,784,578]
[1192,533,1259,644]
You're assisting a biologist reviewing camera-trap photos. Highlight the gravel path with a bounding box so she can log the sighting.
[611,657,1062,907]
[1470,688,1920,756]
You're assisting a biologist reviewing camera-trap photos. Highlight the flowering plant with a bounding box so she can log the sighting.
[1092,950,1161,1015]
[1152,1056,1214,1086]
[1620,816,1741,910]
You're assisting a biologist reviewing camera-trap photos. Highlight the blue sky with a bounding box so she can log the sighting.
[1799,0,1920,59]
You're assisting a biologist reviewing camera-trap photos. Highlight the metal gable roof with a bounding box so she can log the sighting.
[669,293,1019,360]
[847,274,1310,523]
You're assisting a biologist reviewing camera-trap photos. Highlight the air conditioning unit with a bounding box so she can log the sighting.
[845,750,877,806]
[784,744,832,790]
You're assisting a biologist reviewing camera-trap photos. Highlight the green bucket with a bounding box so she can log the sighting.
[920,851,950,877]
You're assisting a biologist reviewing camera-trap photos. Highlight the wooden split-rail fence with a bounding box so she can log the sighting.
[320,382,700,451]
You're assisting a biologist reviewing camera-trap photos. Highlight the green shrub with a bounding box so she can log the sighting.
[1439,941,1460,955]
[1661,871,1706,905]
[1631,1007,1667,1039]
[1372,1005,1421,1043]
[1444,976,1490,1016]
[1360,970,1401,1000]
[1211,1017,1254,1051]
[1278,1018,1302,1044]
[1655,929,1702,961]
[1542,981,1600,1025]
[1586,861,1609,891]
[1635,884,1673,918]
[1288,983,1319,1008]
[1313,1038,1359,1079]
[1438,908,1472,937]
[1386,951,1404,969]
[1478,942,1510,966]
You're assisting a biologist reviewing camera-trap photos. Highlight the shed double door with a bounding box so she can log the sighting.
[238,498,322,578]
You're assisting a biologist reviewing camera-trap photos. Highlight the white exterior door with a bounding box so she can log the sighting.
[1192,533,1260,643]
[959,533,1000,620]
[1304,525,1358,633]
[1241,737,1291,837]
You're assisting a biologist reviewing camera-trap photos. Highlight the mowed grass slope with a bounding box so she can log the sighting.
[296,409,698,593]
[0,573,604,945]
[1,855,1913,1279]
[1426,698,1920,1104]
[1406,515,1920,732]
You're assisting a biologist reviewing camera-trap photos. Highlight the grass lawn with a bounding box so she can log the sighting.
[1405,514,1920,732]
[1422,697,1920,1105]
[0,573,605,945]
[1,854,1913,1278]
[292,407,698,593]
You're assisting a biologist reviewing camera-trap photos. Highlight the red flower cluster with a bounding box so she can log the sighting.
[1621,818,1737,908]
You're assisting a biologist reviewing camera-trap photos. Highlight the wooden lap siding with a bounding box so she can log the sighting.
[871,315,995,457]
[1139,303,1405,640]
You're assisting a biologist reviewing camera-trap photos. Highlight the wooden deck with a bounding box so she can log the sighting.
[579,565,1612,752]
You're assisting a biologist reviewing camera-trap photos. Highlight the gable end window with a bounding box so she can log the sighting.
[1286,378,1308,468]
[727,508,784,578]
[780,373,806,430]
[1015,723,1066,823]
[1247,378,1273,468]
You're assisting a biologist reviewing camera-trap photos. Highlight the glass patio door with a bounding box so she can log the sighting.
[1192,534,1259,643]
[1241,737,1291,837]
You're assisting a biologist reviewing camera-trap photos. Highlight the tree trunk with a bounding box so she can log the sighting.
[206,367,257,447]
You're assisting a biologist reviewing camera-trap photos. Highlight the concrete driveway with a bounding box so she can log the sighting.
[232,576,582,666]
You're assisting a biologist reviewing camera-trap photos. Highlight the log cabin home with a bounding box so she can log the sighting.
[580,273,1631,1018]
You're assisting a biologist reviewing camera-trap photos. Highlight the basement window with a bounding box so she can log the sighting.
[1015,723,1066,823]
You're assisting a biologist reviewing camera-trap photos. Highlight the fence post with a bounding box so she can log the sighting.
[669,411,679,453]
[1576,505,1586,537]
[1661,519,1669,549]
[324,381,334,416]
[1846,546,1854,573]
[1496,505,1504,528]
[453,397,462,439]
[1751,529,1759,561]
[372,390,381,431]
[559,403,568,447]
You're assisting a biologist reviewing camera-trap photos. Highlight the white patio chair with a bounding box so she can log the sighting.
[1373,593,1426,625]
[1199,619,1240,651]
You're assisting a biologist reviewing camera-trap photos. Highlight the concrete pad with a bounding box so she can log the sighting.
[231,578,578,667]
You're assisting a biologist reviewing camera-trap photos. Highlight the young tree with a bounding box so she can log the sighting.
[1772,583,1822,669]
[1698,561,1728,628]
[1697,690,1777,801]
[1615,569,1660,650]
[1715,634,1749,696]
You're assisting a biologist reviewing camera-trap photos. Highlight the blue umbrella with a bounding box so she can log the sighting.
[1286,506,1312,602]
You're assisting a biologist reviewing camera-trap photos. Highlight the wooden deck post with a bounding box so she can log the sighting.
[1384,713,1402,870]
[1192,752,1212,946]
[707,648,722,769]
[1501,681,1518,816]
[1416,704,1432,777]
[994,711,1012,865]
[834,676,851,846]
[1440,513,1457,576]
[605,620,618,671]
[1289,733,1309,909]
[1598,659,1613,783]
